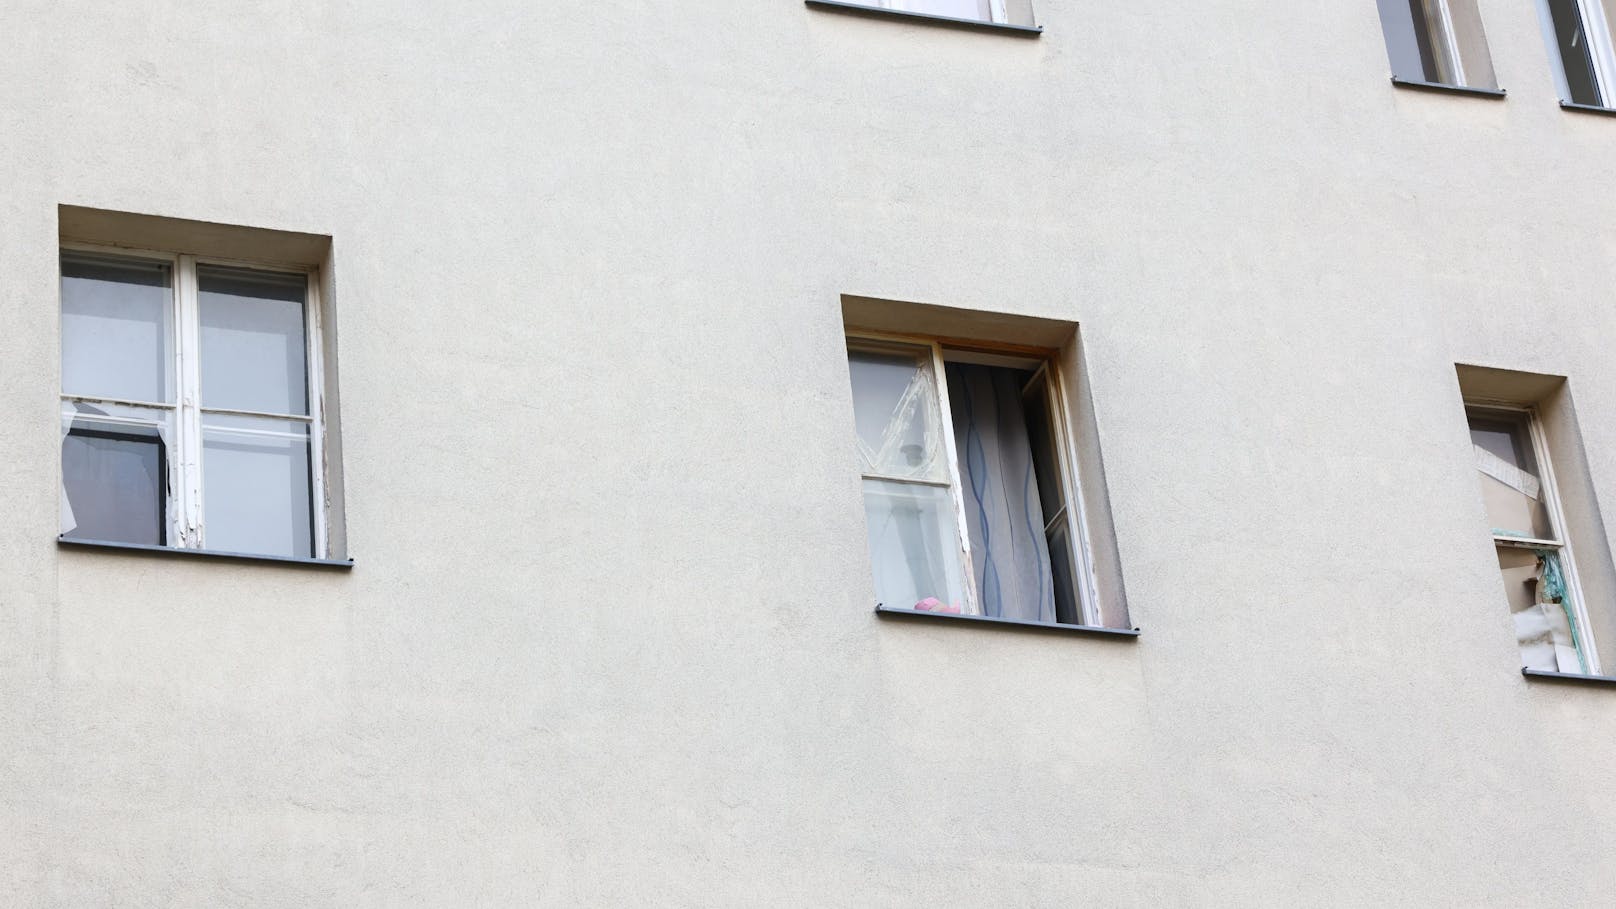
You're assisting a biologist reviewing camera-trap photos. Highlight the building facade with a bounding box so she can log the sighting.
[5,1,1616,905]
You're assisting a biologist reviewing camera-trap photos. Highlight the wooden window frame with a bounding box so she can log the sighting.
[59,241,331,559]
[847,329,1103,627]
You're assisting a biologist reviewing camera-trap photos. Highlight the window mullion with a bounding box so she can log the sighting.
[175,255,205,548]
[929,341,979,616]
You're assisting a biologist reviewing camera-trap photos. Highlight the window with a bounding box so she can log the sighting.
[1466,405,1595,674]
[59,246,329,560]
[847,334,1096,626]
[1375,0,1499,90]
[831,0,1036,27]
[1539,0,1616,107]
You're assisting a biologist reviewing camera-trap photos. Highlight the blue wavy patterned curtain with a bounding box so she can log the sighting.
[944,363,1056,622]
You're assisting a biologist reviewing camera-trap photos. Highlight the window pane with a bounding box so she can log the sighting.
[890,0,993,20]
[1468,411,1556,541]
[60,401,172,546]
[848,344,951,483]
[202,414,313,557]
[60,252,174,404]
[1375,0,1497,89]
[863,478,970,614]
[198,264,309,415]
[1499,545,1587,673]
[1545,0,1603,105]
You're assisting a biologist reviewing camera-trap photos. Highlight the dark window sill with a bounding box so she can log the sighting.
[805,0,1042,37]
[875,605,1138,637]
[59,536,353,569]
[1390,77,1507,99]
[1561,101,1616,118]
[1522,668,1616,687]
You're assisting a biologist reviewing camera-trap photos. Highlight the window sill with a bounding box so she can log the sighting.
[1522,668,1616,687]
[1390,77,1507,99]
[58,536,353,569]
[804,1,1042,37]
[1560,101,1616,118]
[875,605,1138,637]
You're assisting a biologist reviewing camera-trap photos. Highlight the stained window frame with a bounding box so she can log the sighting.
[846,330,1103,627]
[58,241,330,560]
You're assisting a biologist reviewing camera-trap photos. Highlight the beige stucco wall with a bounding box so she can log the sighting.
[4,1,1616,905]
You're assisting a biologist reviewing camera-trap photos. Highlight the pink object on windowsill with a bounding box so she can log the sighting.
[914,597,961,614]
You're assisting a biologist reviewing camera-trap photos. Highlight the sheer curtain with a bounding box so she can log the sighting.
[944,364,1056,622]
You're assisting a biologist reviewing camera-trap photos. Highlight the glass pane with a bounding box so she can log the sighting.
[198,264,309,415]
[60,252,174,403]
[891,0,992,20]
[1019,370,1067,522]
[1498,545,1587,673]
[1546,0,1603,105]
[848,343,950,483]
[202,414,313,558]
[60,400,172,546]
[862,478,970,614]
[1046,521,1081,626]
[1468,410,1556,541]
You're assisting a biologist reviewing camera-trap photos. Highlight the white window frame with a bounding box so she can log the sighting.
[1428,0,1469,86]
[1576,0,1616,103]
[59,241,329,558]
[1468,401,1599,674]
[848,330,1103,626]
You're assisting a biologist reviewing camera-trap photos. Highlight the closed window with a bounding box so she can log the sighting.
[847,335,1095,626]
[1467,406,1594,674]
[1539,0,1616,106]
[59,247,329,559]
[1375,0,1499,90]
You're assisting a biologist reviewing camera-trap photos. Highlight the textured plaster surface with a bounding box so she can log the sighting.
[4,0,1616,905]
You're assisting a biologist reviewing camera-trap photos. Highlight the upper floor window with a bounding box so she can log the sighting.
[60,246,330,560]
[835,0,1036,28]
[1375,0,1500,90]
[1539,0,1616,107]
[1467,405,1594,674]
[847,334,1095,626]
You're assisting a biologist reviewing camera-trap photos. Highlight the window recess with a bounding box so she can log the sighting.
[847,334,1105,629]
[59,246,330,561]
[1375,0,1500,91]
[1539,0,1616,107]
[1466,405,1597,675]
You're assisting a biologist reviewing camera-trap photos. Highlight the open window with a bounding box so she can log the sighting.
[1538,0,1616,107]
[1467,405,1594,674]
[847,334,1100,627]
[1375,0,1500,90]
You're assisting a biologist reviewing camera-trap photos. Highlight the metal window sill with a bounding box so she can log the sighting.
[805,1,1042,37]
[1522,668,1616,687]
[876,605,1139,637]
[1560,101,1616,118]
[1390,77,1506,99]
[59,536,353,569]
